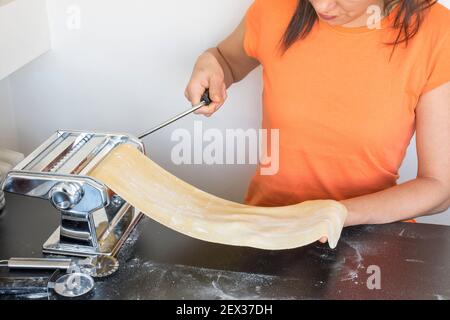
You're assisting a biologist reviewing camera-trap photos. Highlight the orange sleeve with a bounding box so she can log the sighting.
[421,31,450,94]
[243,0,262,60]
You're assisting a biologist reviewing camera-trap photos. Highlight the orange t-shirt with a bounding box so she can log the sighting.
[243,0,450,206]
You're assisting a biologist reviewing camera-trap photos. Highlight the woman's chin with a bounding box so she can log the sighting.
[321,19,344,26]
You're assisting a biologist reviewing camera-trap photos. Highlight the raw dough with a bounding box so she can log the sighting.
[88,144,347,249]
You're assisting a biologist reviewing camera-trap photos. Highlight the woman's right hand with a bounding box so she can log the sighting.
[185,16,260,116]
[185,51,228,117]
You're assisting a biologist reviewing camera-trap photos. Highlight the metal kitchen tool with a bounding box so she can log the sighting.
[1,255,117,296]
[0,90,211,258]
[0,276,49,296]
[0,273,94,298]
[1,256,117,273]
[1,130,145,257]
[3,257,74,270]
[139,89,211,139]
[80,255,119,278]
[0,258,96,298]
[51,272,95,298]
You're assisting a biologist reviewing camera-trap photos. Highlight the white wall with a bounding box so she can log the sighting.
[0,0,50,151]
[0,0,51,80]
[0,78,18,150]
[4,0,450,224]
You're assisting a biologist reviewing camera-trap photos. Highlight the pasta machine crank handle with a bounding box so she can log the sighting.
[139,89,211,139]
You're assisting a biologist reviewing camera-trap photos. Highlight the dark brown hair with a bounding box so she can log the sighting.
[280,0,438,58]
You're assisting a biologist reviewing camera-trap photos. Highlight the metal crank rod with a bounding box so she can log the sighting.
[138,89,211,139]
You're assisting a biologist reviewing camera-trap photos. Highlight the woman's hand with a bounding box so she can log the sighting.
[318,200,356,244]
[185,51,228,117]
[185,17,260,117]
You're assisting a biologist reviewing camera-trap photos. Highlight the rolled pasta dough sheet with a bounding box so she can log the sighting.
[88,144,348,249]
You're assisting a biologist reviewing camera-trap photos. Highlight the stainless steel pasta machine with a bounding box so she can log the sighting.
[1,130,145,257]
[0,90,211,258]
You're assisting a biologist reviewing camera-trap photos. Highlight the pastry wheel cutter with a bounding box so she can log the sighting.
[1,256,119,278]
[0,256,119,297]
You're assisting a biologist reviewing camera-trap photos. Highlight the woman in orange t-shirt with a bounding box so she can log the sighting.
[185,0,450,230]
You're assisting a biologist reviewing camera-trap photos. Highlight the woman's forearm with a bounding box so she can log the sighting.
[340,177,450,226]
[205,47,235,88]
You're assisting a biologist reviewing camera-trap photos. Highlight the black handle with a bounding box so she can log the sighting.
[201,89,212,106]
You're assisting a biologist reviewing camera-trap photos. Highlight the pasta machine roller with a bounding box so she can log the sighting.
[1,130,144,257]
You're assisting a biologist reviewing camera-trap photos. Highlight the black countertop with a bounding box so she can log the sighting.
[0,193,449,300]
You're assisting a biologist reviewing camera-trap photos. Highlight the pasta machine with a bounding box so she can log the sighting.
[0,90,211,258]
[1,130,145,257]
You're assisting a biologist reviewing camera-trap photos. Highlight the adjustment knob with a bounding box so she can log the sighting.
[49,182,84,210]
